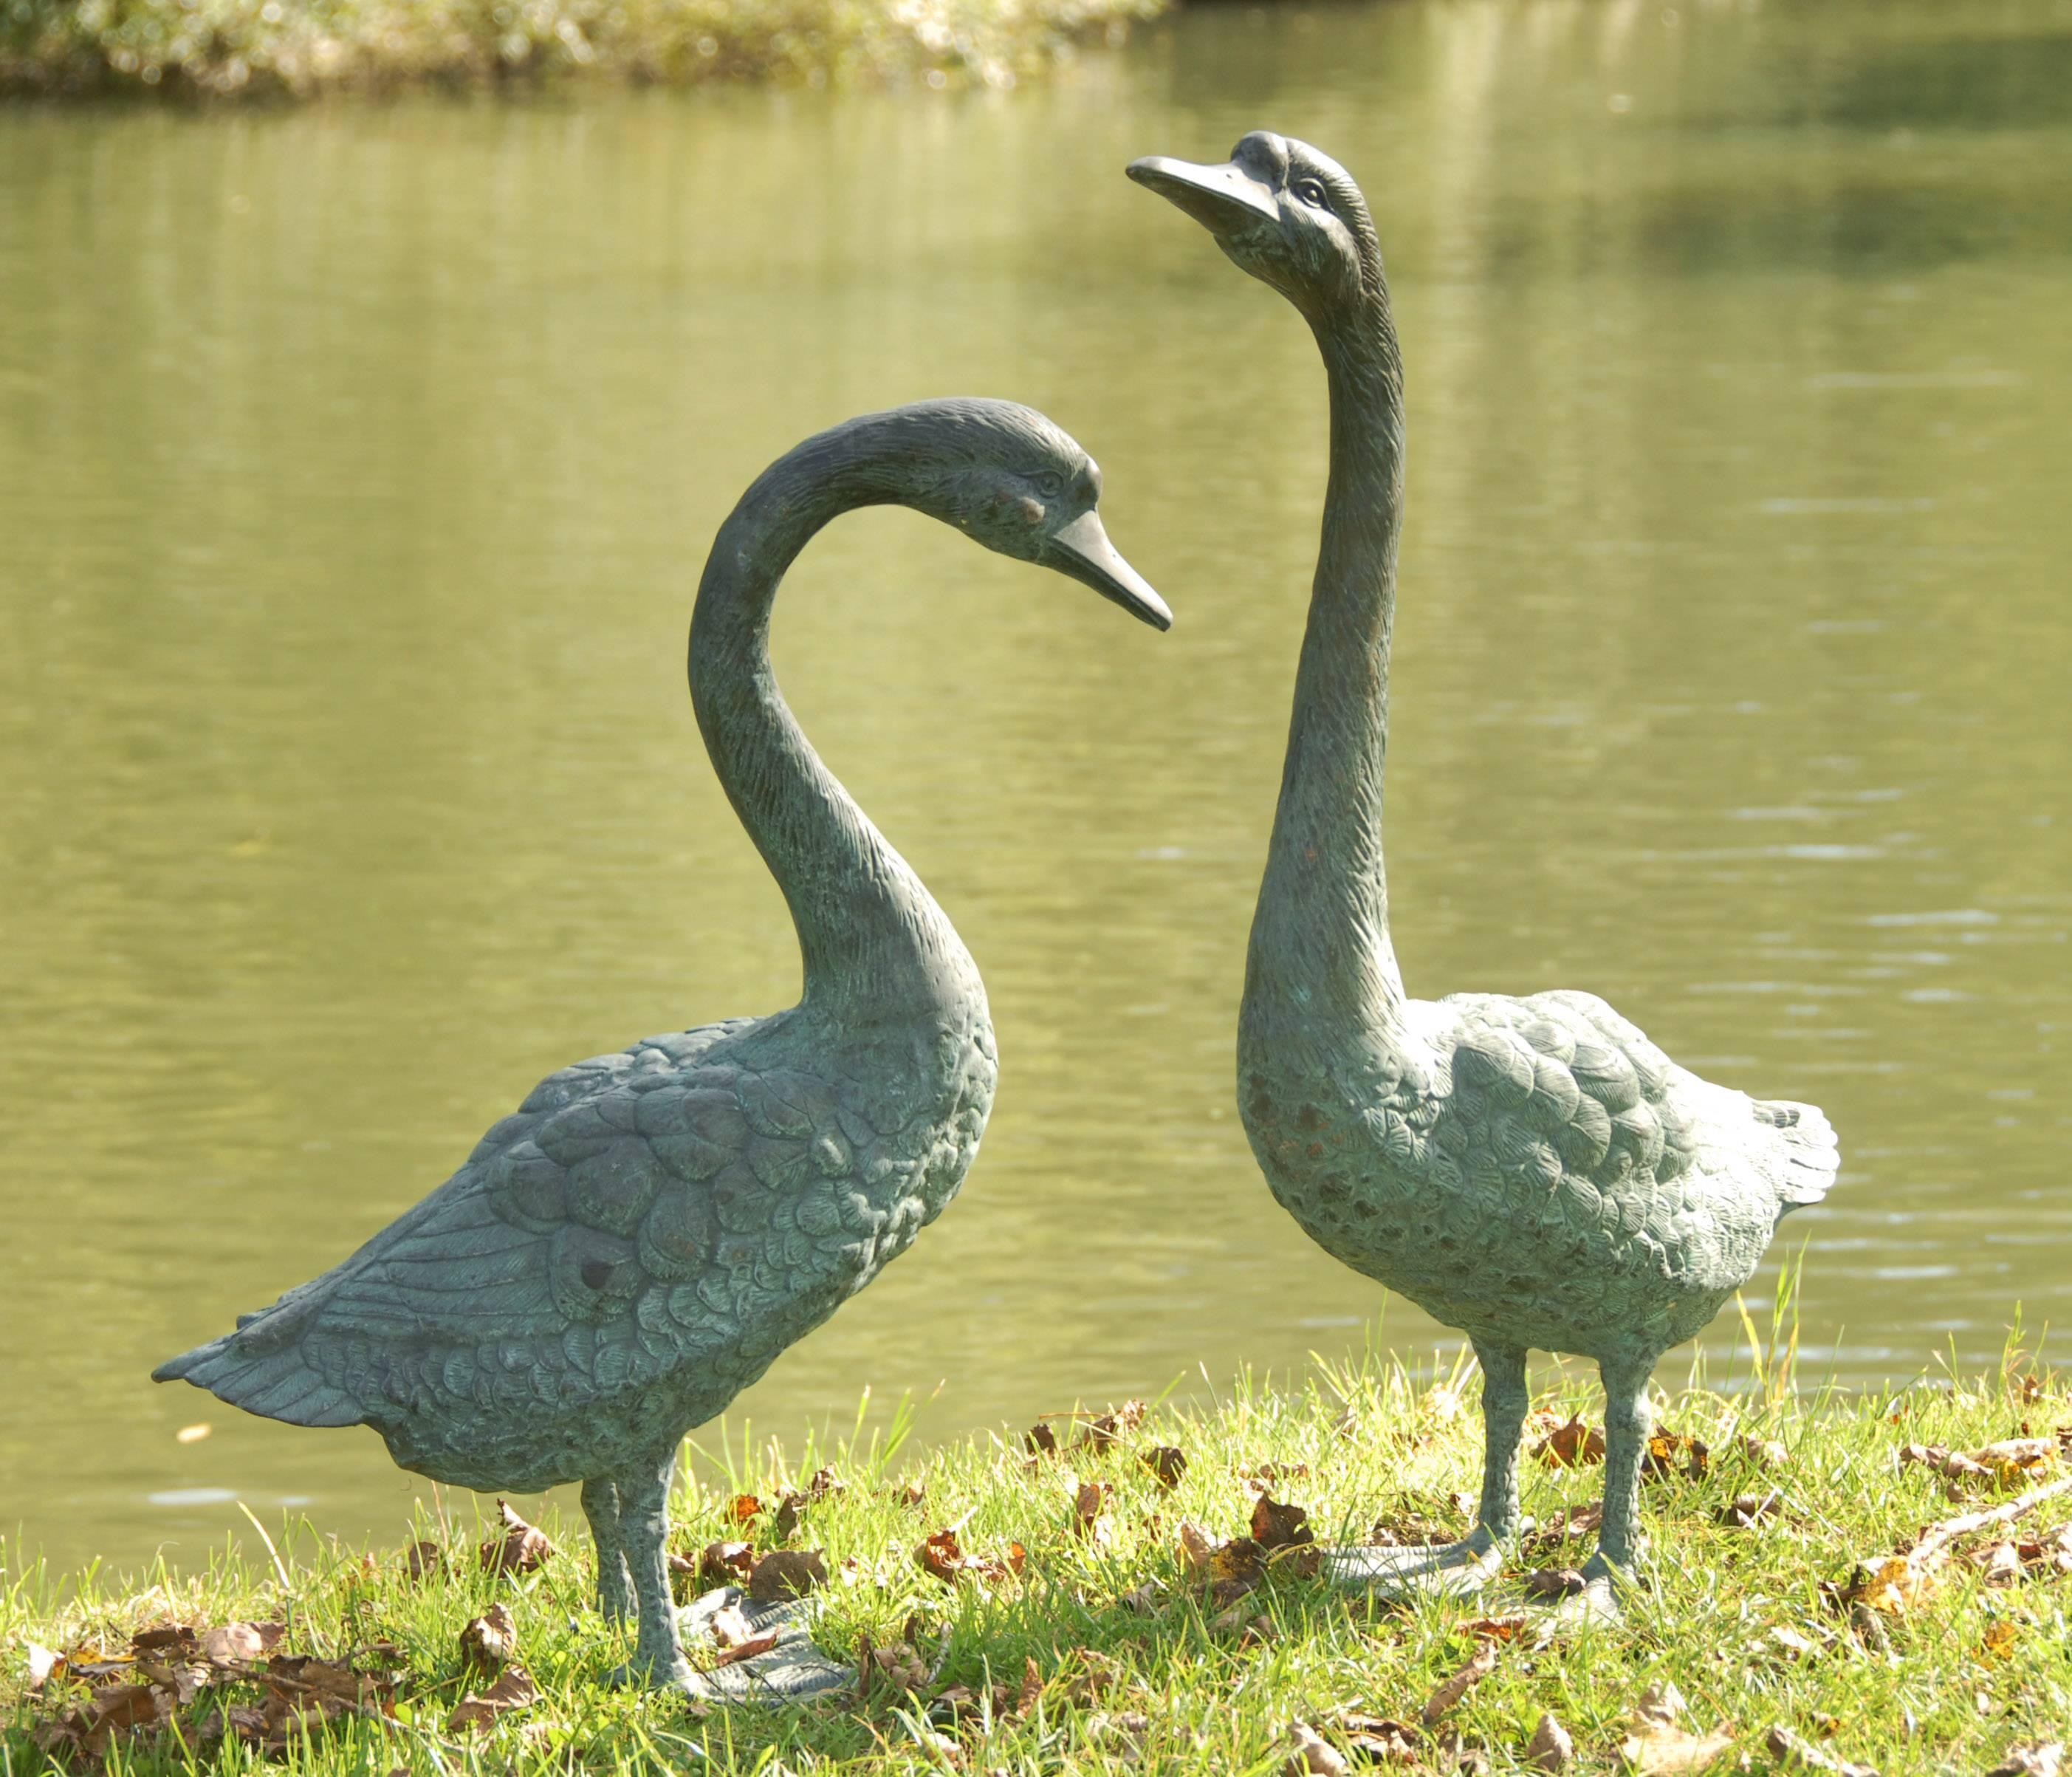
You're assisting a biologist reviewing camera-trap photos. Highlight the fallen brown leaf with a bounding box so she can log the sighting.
[1901,1439,2059,1491]
[1764,1723,1878,1776]
[1533,1417,1606,1469]
[1523,1567,1587,1599]
[1177,1520,1221,1576]
[1141,1445,1188,1490]
[1119,1581,1164,1615]
[197,1621,284,1665]
[1985,1742,2065,1777]
[696,1538,756,1587]
[748,1547,829,1602]
[1459,1614,1531,1643]
[1026,1422,1060,1456]
[1250,1492,1316,1552]
[479,1499,555,1576]
[1527,1710,1574,1771]
[1088,1709,1153,1755]
[913,1527,1023,1587]
[893,1479,927,1508]
[1982,1618,2020,1660]
[446,1663,538,1731]
[726,1491,764,1524]
[1073,1479,1114,1538]
[1620,1681,1733,1774]
[1285,1719,1350,1776]
[706,1603,760,1650]
[1719,1490,1785,1529]
[713,1630,781,1668]
[1642,1430,1710,1482]
[1077,1400,1148,1451]
[1334,1710,1421,1761]
[458,1602,517,1669]
[403,1539,446,1581]
[1738,1434,1788,1469]
[1422,1637,1498,1725]
[857,1637,927,1697]
[1240,1462,1311,1485]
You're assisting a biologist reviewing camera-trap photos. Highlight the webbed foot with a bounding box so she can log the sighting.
[676,1586,855,1702]
[1531,1552,1629,1632]
[1324,1530,1509,1599]
[606,1655,701,1695]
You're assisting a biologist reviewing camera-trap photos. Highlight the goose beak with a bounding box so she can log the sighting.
[1049,510,1173,631]
[1127,154,1280,238]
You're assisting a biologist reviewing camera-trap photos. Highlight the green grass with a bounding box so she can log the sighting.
[0,0,1166,100]
[5,1338,2071,1774]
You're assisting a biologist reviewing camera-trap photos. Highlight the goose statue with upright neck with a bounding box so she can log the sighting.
[1130,134,1837,1610]
[155,399,1170,1694]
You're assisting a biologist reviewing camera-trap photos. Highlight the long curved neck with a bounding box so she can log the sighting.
[690,431,976,1025]
[1243,292,1409,1043]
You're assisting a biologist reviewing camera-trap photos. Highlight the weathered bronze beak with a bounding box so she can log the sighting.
[1049,510,1173,631]
[1127,154,1280,237]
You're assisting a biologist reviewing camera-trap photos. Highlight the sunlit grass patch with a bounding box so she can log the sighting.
[4,1340,2071,1773]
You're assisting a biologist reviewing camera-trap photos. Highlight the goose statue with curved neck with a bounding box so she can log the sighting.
[155,399,1170,1696]
[1132,133,1839,1617]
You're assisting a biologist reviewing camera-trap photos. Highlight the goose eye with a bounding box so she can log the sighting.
[1033,472,1065,499]
[1294,178,1329,210]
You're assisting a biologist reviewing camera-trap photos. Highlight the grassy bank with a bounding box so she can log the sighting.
[0,0,1165,100]
[4,1344,2071,1775]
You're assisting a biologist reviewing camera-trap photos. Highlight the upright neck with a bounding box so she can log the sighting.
[1244,297,1409,1038]
[689,432,975,1024]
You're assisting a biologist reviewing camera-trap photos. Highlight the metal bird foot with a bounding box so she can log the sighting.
[678,1586,854,1702]
[1322,1528,1514,1600]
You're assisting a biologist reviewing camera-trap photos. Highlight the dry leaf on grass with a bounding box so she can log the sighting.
[1533,1417,1606,1469]
[1250,1491,1316,1551]
[1620,1681,1733,1774]
[1088,1709,1153,1754]
[25,1643,61,1691]
[446,1663,538,1731]
[1523,1567,1588,1599]
[1900,1439,2059,1490]
[1719,1490,1785,1529]
[1334,1711,1421,1761]
[1985,1742,2065,1777]
[893,1479,927,1509]
[747,1547,828,1603]
[479,1499,555,1575]
[1077,1400,1148,1451]
[1026,1422,1060,1456]
[458,1603,516,1670]
[857,1638,928,1698]
[725,1491,764,1524]
[1642,1431,1710,1481]
[403,1539,446,1581]
[1141,1445,1188,1489]
[1422,1637,1498,1725]
[914,1527,1023,1587]
[1526,1711,1574,1771]
[1738,1434,1788,1469]
[1072,1479,1115,1541]
[1764,1724,1878,1776]
[196,1621,284,1664]
[1285,1719,1350,1776]
[695,1538,756,1587]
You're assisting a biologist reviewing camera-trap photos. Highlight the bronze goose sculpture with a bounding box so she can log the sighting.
[155,398,1171,1693]
[1130,134,1837,1609]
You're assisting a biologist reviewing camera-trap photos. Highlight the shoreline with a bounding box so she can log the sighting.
[7,1355,2069,1772]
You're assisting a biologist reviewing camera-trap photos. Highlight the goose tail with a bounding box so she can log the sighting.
[1753,1098,1839,1219]
[152,1288,363,1429]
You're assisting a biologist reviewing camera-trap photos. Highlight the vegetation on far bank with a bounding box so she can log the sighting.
[0,0,1165,100]
[6,1324,2072,1774]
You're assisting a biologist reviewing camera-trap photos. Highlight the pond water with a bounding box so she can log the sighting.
[3,0,2069,1574]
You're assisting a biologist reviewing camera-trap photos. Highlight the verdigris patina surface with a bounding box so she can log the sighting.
[155,398,1171,1695]
[1130,134,1839,1614]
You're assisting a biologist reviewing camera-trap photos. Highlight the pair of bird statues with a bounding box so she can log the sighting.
[157,133,1839,1694]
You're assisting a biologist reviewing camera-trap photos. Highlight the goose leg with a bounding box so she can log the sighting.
[1544,1351,1652,1628]
[606,1449,696,1694]
[1326,1339,1526,1597]
[580,1477,634,1626]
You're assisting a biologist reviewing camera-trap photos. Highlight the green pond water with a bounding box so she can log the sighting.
[2,0,2069,1575]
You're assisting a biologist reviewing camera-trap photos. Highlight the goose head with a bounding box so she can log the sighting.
[1128,131,1382,327]
[894,399,1172,631]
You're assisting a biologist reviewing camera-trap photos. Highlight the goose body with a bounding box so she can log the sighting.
[1131,134,1837,1596]
[157,397,1170,1689]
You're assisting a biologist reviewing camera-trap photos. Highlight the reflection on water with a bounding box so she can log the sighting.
[1,0,2068,1572]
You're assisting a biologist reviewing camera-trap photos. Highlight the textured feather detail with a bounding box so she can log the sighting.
[151,1332,363,1428]
[1756,1098,1839,1211]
